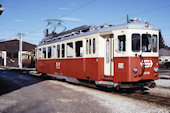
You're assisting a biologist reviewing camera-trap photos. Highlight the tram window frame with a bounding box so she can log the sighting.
[75,41,83,57]
[38,48,41,59]
[142,34,152,52]
[132,34,140,52]
[118,35,126,51]
[93,38,96,54]
[67,42,73,57]
[152,35,157,52]
[43,47,46,59]
[62,44,65,58]
[57,45,60,58]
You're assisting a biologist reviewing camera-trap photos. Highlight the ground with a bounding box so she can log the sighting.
[0,69,170,113]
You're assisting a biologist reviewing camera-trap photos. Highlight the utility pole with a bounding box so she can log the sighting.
[18,33,25,68]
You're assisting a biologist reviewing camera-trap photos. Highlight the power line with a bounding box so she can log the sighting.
[108,4,170,24]
[131,4,170,17]
[61,0,95,18]
[45,0,95,33]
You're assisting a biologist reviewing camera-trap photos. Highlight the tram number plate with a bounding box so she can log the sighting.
[118,63,124,69]
[56,62,61,69]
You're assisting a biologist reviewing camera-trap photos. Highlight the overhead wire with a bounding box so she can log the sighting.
[2,0,95,36]
[46,0,95,33]
[1,1,170,41]
[61,0,95,18]
[107,4,170,24]
[131,4,170,17]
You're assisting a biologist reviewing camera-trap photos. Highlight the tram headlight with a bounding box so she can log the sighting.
[154,67,158,72]
[133,67,138,73]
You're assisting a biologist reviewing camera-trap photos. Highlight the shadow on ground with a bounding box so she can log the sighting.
[0,70,45,96]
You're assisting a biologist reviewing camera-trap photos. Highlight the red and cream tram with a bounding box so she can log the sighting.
[36,19,159,89]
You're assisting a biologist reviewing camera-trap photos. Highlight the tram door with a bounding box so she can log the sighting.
[104,37,114,76]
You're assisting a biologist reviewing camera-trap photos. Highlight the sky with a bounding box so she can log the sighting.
[0,0,170,46]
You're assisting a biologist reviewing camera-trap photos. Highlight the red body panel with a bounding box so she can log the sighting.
[114,56,158,83]
[36,56,158,83]
[37,58,104,81]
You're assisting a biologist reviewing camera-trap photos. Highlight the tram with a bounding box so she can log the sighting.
[36,19,159,89]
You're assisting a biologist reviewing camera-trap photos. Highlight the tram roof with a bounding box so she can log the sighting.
[107,22,158,31]
[38,22,159,46]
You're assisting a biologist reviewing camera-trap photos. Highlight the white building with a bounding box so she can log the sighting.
[159,48,170,68]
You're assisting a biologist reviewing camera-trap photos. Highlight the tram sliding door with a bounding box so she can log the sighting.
[104,37,114,76]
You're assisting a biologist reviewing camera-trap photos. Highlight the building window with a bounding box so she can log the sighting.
[7,52,12,58]
[75,41,83,57]
[62,44,65,58]
[152,35,157,52]
[89,39,91,54]
[93,38,96,54]
[13,52,18,58]
[48,46,52,58]
[132,34,140,52]
[142,34,151,52]
[38,48,41,59]
[86,40,88,54]
[57,45,60,58]
[43,47,46,58]
[67,42,73,57]
[118,35,126,51]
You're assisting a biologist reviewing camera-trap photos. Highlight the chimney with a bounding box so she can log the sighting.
[45,29,49,37]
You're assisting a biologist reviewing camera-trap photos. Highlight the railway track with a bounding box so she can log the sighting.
[32,72,170,110]
[71,81,170,109]
[115,91,170,109]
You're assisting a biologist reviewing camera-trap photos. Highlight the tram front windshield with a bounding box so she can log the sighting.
[132,33,157,52]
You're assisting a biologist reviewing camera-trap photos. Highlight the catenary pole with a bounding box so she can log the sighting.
[18,33,25,68]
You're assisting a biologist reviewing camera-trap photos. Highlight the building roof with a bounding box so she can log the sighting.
[159,48,170,56]
[0,39,36,46]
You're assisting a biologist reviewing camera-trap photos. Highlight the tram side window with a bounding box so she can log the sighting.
[48,46,52,58]
[67,42,73,57]
[89,39,91,54]
[53,45,56,58]
[152,35,157,52]
[93,38,96,54]
[75,41,83,57]
[57,45,60,58]
[38,48,41,59]
[118,35,126,51]
[142,34,151,52]
[86,40,88,54]
[43,47,46,58]
[132,34,140,52]
[62,44,65,58]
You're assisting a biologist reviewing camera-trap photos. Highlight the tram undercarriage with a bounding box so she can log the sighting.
[44,73,156,91]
